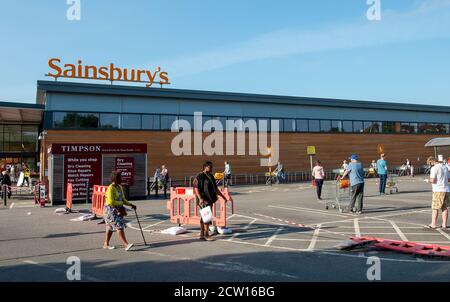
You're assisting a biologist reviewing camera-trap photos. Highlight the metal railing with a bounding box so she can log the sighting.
[176,166,430,188]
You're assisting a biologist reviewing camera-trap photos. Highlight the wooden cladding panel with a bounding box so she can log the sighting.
[44,130,444,179]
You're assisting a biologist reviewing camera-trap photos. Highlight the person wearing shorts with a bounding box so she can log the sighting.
[425,157,450,230]
[193,161,229,241]
[103,171,137,251]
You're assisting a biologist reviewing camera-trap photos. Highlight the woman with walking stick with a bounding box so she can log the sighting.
[103,171,137,251]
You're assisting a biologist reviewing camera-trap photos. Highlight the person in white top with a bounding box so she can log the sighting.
[312,160,325,201]
[425,157,450,230]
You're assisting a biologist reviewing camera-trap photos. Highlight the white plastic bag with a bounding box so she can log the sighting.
[160,226,187,235]
[200,206,213,223]
[70,213,95,221]
[217,227,232,235]
[54,208,67,214]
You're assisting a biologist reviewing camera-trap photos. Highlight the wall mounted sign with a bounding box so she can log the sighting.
[46,58,170,87]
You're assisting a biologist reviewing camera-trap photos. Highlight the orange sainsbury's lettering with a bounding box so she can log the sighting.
[46,58,170,86]
[48,58,62,77]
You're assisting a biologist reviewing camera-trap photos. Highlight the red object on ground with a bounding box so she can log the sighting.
[66,183,73,212]
[91,185,108,217]
[167,187,234,228]
[350,237,450,258]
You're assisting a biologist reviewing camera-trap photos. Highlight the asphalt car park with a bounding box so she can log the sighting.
[1,176,450,282]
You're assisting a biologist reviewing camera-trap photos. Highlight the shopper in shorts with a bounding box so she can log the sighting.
[424,157,450,230]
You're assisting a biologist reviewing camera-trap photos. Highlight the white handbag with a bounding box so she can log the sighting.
[200,205,213,223]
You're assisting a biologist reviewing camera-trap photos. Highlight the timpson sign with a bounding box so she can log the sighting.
[48,144,147,154]
[46,58,170,87]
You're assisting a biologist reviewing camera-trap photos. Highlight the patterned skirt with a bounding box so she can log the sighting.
[104,205,126,231]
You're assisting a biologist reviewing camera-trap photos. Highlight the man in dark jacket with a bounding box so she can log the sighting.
[193,161,229,241]
[1,170,12,199]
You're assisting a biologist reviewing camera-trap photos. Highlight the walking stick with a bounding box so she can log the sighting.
[134,208,148,246]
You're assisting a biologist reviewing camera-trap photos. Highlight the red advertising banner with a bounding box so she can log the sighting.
[115,157,134,186]
[49,144,147,155]
[64,154,102,200]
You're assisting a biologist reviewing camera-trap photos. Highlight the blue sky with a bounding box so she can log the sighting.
[1,0,450,106]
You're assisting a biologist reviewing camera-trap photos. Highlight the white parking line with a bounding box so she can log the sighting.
[264,227,284,247]
[268,205,348,218]
[23,260,103,281]
[390,221,409,241]
[354,219,361,237]
[437,229,450,241]
[273,238,341,242]
[228,218,258,241]
[307,224,322,251]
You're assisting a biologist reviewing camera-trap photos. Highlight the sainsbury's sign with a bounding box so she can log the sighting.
[46,58,170,87]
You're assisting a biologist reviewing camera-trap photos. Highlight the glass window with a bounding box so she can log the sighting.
[400,123,415,134]
[409,123,418,134]
[383,122,396,133]
[342,121,353,133]
[256,118,270,132]
[284,119,295,132]
[436,123,449,134]
[270,119,283,132]
[100,113,119,129]
[320,120,331,132]
[4,125,22,152]
[353,121,363,133]
[308,120,320,132]
[296,120,308,132]
[161,115,177,130]
[142,115,160,130]
[121,114,141,129]
[77,113,99,128]
[363,121,381,133]
[178,115,195,131]
[331,121,342,133]
[53,112,76,128]
[21,125,38,153]
[363,122,373,133]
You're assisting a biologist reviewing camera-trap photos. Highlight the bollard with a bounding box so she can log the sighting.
[147,177,151,196]
[155,177,159,197]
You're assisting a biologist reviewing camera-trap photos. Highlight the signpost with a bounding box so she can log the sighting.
[307,146,316,172]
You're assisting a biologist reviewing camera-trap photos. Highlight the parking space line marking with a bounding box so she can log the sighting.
[390,221,408,241]
[274,238,341,242]
[307,224,322,251]
[139,250,299,279]
[437,229,450,242]
[23,260,103,281]
[268,205,347,218]
[142,220,168,230]
[264,227,284,246]
[371,209,430,219]
[273,204,349,216]
[227,218,257,241]
[354,219,361,237]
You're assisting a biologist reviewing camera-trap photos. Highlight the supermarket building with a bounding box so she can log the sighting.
[1,80,450,202]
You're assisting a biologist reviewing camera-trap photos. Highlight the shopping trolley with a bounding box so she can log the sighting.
[386,173,399,194]
[265,171,277,186]
[323,178,352,213]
